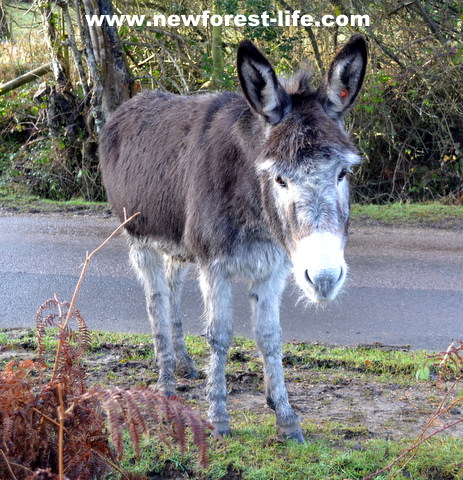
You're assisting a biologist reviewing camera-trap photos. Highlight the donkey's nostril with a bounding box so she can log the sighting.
[305,269,314,286]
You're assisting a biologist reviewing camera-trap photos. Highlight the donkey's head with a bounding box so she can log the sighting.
[238,35,367,303]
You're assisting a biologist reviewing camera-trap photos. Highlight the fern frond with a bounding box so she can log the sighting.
[122,390,148,459]
[99,388,125,458]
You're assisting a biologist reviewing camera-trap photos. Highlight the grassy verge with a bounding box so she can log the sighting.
[1,328,462,480]
[351,202,463,229]
[118,424,463,480]
[0,190,109,214]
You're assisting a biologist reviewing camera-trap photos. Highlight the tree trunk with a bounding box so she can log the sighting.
[0,0,10,41]
[81,0,133,128]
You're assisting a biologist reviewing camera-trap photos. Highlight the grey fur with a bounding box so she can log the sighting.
[99,35,367,441]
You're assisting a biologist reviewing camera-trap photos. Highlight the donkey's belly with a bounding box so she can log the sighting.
[129,234,194,263]
[220,240,290,282]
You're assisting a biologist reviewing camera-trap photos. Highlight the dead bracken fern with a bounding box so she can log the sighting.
[0,213,217,479]
[362,341,463,480]
[0,299,114,480]
[75,388,216,467]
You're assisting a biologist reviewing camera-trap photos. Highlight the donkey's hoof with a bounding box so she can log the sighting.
[213,422,231,438]
[157,382,176,399]
[217,428,231,438]
[162,390,175,398]
[277,423,305,443]
[176,356,198,379]
[286,430,305,443]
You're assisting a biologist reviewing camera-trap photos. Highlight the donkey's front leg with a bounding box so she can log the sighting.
[200,268,233,437]
[250,273,304,443]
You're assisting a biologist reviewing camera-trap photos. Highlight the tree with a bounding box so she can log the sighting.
[35,0,133,199]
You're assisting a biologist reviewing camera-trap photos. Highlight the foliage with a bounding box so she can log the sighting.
[1,0,463,202]
[0,83,101,200]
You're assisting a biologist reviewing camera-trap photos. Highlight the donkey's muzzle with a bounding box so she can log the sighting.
[292,231,347,303]
[305,267,344,300]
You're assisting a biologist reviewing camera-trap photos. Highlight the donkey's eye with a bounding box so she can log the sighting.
[338,169,348,182]
[275,176,288,188]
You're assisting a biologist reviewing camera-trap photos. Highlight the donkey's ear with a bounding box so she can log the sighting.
[317,34,367,120]
[237,40,291,125]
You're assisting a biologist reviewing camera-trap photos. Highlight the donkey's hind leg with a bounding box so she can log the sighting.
[129,238,176,396]
[165,256,197,379]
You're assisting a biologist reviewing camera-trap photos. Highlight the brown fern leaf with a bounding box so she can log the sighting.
[35,299,90,367]
[98,388,125,458]
[72,307,91,356]
[1,412,13,449]
[166,396,187,455]
[140,389,174,450]
[136,389,215,466]
[122,390,149,459]
[35,299,61,361]
[82,387,215,467]
[169,394,219,466]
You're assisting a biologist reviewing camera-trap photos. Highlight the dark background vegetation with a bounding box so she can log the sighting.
[0,0,462,203]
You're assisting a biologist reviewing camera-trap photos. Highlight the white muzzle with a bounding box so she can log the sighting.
[292,231,347,302]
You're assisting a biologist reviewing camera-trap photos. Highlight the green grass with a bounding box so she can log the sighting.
[351,202,463,228]
[115,415,463,480]
[281,342,426,378]
[0,329,428,381]
[0,189,108,213]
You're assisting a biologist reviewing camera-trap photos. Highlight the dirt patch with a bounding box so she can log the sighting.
[16,355,463,441]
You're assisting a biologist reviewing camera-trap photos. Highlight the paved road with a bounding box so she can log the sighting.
[1,214,462,350]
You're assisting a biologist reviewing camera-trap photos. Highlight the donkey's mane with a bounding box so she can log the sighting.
[279,69,313,96]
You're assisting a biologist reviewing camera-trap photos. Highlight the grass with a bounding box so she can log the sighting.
[0,190,109,213]
[351,202,463,228]
[281,342,425,378]
[0,329,425,380]
[115,415,463,480]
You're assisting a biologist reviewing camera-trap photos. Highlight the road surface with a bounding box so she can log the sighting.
[1,213,462,350]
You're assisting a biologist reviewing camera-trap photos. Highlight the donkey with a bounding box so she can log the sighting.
[99,35,367,442]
